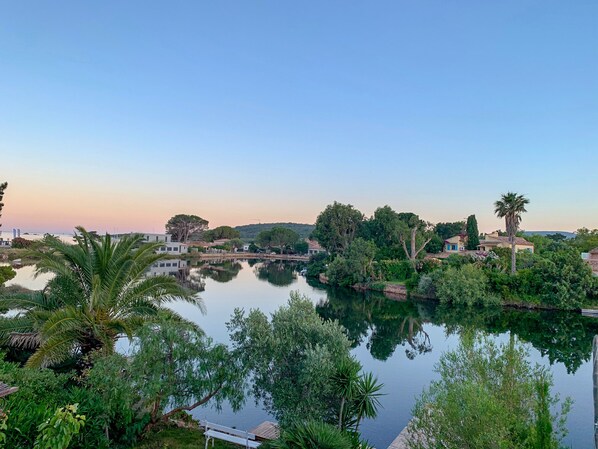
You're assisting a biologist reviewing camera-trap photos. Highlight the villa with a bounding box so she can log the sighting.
[444,234,467,253]
[442,232,535,256]
[477,232,534,253]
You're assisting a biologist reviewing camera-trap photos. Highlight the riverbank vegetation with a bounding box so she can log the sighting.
[307,199,598,310]
[407,335,570,449]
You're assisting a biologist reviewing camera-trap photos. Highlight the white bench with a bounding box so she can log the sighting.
[201,420,261,449]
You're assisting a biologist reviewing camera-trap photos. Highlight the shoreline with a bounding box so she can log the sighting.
[316,273,588,313]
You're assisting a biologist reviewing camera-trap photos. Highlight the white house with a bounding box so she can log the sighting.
[111,233,188,256]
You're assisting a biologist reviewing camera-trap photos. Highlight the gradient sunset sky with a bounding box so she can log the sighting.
[1,1,596,234]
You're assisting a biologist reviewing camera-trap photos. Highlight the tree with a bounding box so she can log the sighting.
[227,293,353,426]
[269,227,300,254]
[361,206,404,259]
[293,240,308,255]
[407,335,570,449]
[256,227,299,254]
[434,221,465,241]
[313,202,364,255]
[397,214,433,268]
[0,181,6,229]
[87,319,246,432]
[203,226,241,242]
[571,228,598,252]
[0,227,203,368]
[494,192,530,274]
[165,214,209,243]
[326,238,377,287]
[465,215,480,250]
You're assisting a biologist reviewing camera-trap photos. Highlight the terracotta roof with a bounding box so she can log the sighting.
[0,383,18,398]
[480,235,534,246]
[307,239,323,250]
[589,247,598,255]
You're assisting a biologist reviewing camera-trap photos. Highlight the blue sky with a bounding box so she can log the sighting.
[0,1,596,233]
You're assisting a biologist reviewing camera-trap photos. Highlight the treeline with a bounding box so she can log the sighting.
[308,201,598,309]
[235,222,315,240]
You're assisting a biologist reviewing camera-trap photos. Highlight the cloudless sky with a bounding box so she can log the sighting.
[1,1,596,234]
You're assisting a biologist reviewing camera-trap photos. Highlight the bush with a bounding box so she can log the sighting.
[376,260,413,282]
[435,265,500,307]
[408,335,570,449]
[306,252,328,278]
[326,239,377,287]
[416,274,436,298]
[262,421,366,449]
[10,237,34,249]
[0,356,147,449]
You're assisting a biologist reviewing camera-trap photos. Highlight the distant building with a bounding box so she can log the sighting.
[111,233,188,256]
[307,239,326,256]
[477,232,534,253]
[444,234,467,253]
[0,238,10,248]
[586,248,598,275]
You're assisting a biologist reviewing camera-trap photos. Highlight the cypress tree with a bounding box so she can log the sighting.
[466,214,480,250]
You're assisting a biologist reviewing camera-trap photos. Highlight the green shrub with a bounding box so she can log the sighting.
[34,404,85,449]
[262,421,363,449]
[306,252,328,278]
[435,265,500,307]
[377,260,413,282]
[408,335,570,449]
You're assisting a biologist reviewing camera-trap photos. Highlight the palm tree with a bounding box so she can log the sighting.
[352,372,384,432]
[0,227,203,368]
[494,192,530,275]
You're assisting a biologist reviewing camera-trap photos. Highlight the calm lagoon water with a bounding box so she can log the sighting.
[7,259,597,448]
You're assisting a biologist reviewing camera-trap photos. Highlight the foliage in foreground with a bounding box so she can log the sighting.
[262,421,368,449]
[407,335,570,449]
[88,319,246,430]
[0,227,202,368]
[227,292,383,428]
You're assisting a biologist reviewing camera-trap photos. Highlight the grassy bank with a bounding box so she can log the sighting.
[134,427,237,449]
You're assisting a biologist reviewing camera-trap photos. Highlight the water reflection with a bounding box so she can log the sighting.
[315,283,598,374]
[195,260,243,283]
[254,261,298,287]
[316,287,432,361]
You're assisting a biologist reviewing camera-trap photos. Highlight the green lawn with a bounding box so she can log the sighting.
[134,427,238,449]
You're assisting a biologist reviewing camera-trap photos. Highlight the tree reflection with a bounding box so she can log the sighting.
[254,261,297,287]
[198,260,243,283]
[316,287,433,361]
[315,284,598,373]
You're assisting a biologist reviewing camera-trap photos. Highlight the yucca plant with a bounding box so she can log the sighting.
[0,227,203,368]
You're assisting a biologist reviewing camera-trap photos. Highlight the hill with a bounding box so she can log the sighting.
[522,231,576,239]
[235,223,315,240]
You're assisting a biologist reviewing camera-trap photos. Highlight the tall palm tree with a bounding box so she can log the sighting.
[494,192,530,275]
[0,227,203,368]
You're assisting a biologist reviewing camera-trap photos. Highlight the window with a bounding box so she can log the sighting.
[173,247,179,251]
[167,247,172,251]
[159,263,165,267]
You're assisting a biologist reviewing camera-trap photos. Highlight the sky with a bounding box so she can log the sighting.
[0,1,596,234]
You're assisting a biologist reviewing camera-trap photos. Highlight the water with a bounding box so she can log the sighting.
[7,259,597,448]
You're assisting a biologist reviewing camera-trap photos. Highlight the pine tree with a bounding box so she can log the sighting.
[466,214,480,250]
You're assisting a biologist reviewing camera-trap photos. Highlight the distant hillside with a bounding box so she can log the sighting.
[523,231,576,239]
[235,223,315,240]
